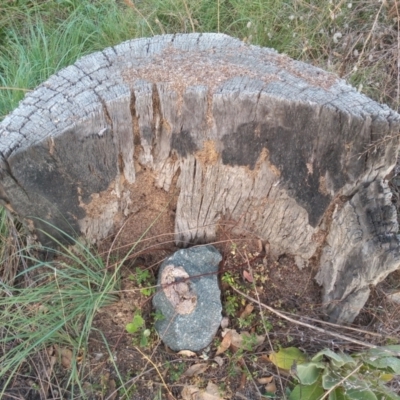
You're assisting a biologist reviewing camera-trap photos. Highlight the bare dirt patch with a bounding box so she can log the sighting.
[70,220,400,399]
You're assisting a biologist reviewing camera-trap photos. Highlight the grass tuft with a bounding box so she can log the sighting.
[0,228,120,398]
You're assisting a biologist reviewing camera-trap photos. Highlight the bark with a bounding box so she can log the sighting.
[0,33,399,323]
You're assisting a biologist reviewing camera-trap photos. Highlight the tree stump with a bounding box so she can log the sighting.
[1,33,399,323]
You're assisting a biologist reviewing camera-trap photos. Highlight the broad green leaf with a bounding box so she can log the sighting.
[379,373,394,382]
[363,356,400,374]
[312,349,356,368]
[289,380,324,400]
[361,346,400,359]
[296,362,325,385]
[140,287,154,296]
[345,388,377,400]
[344,378,377,400]
[329,387,349,400]
[269,347,307,370]
[322,369,343,390]
[312,348,338,362]
[125,313,144,334]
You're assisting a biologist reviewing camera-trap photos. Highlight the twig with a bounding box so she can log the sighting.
[123,0,155,35]
[395,0,400,108]
[354,1,384,72]
[105,213,133,268]
[105,365,157,400]
[320,363,362,400]
[240,357,264,398]
[182,0,195,33]
[0,86,31,92]
[135,346,176,399]
[243,252,286,398]
[217,0,220,33]
[279,310,397,340]
[357,133,400,159]
[230,286,391,352]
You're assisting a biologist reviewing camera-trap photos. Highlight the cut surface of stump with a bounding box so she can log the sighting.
[1,33,400,323]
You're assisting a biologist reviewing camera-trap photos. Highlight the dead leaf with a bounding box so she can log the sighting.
[181,385,199,400]
[220,317,229,329]
[230,330,265,351]
[46,346,55,357]
[182,382,224,400]
[178,350,197,357]
[105,376,117,400]
[239,371,247,390]
[38,349,57,399]
[257,376,273,384]
[217,329,265,354]
[213,356,224,367]
[243,270,254,283]
[182,363,209,378]
[216,330,233,355]
[239,303,254,319]
[265,380,277,394]
[202,381,223,400]
[57,347,73,369]
[259,354,271,363]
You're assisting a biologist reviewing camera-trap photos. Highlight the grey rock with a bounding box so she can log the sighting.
[153,245,222,351]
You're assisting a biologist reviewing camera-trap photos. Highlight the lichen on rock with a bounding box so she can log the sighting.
[161,265,197,315]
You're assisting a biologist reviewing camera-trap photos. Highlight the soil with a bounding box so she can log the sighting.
[2,224,400,399]
[55,228,400,399]
[84,231,325,400]
[3,206,400,400]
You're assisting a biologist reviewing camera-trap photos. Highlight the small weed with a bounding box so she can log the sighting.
[166,361,185,382]
[238,313,256,329]
[130,267,151,285]
[152,310,165,322]
[221,272,236,286]
[227,359,241,378]
[126,312,152,348]
[126,313,145,334]
[225,294,240,317]
[129,267,155,296]
[241,333,262,352]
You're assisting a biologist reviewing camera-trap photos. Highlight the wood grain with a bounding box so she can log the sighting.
[1,33,399,322]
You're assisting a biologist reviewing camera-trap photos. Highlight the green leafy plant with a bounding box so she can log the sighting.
[126,313,145,334]
[130,267,151,285]
[129,267,155,296]
[238,313,256,329]
[224,294,240,317]
[221,272,236,286]
[152,310,165,322]
[269,346,400,400]
[165,360,185,382]
[125,312,152,348]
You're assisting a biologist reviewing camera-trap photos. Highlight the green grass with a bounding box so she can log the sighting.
[0,0,148,118]
[0,0,398,119]
[0,224,120,397]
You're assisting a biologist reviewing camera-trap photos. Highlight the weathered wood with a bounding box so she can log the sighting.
[0,33,399,323]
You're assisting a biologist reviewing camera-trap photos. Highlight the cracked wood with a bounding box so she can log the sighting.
[0,33,400,323]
